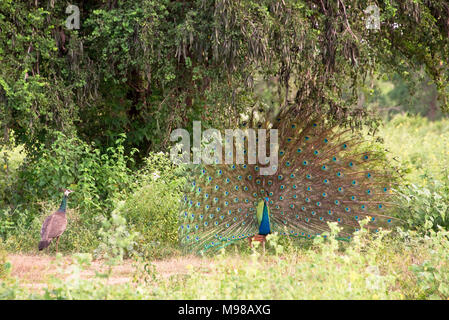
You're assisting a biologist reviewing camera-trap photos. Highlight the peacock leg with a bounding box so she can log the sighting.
[55,236,60,254]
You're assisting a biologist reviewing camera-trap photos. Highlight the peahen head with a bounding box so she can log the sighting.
[61,188,74,197]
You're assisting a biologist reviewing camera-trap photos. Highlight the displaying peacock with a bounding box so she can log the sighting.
[179,108,398,254]
[39,188,74,253]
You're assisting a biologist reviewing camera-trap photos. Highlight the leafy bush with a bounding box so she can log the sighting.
[117,152,186,258]
[0,241,11,280]
[19,131,135,213]
[394,177,449,231]
[410,228,449,299]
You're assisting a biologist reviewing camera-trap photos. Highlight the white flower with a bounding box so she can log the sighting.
[152,171,161,181]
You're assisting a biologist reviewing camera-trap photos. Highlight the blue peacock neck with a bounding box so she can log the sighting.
[58,195,68,213]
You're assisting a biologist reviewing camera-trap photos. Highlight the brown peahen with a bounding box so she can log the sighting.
[179,108,399,253]
[39,189,74,253]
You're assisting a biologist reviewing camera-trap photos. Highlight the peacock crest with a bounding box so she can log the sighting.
[179,108,399,253]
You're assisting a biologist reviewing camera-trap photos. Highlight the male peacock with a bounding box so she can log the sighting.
[179,108,399,254]
[39,188,74,253]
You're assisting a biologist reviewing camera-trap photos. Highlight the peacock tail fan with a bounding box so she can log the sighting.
[179,110,401,254]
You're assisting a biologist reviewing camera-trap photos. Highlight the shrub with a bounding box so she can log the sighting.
[394,176,449,231]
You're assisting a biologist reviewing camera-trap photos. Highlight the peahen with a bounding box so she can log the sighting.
[179,108,398,253]
[39,188,74,253]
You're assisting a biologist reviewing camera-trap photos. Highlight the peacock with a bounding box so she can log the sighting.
[179,108,399,254]
[39,188,74,253]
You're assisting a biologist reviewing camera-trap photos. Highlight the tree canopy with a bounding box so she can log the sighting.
[1,0,448,159]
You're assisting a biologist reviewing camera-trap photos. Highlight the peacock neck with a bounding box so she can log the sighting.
[58,195,68,213]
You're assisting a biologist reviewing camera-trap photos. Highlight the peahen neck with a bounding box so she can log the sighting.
[58,195,68,213]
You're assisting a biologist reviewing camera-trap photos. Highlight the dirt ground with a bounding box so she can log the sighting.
[7,253,214,292]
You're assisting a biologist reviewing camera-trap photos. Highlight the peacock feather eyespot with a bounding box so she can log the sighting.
[324,138,329,143]
[338,187,344,192]
[286,161,291,166]
[316,202,321,207]
[337,218,342,222]
[253,192,258,197]
[256,179,261,184]
[337,171,342,177]
[378,204,383,209]
[363,155,369,160]
[351,196,356,201]
[297,148,302,153]
[290,173,295,178]
[354,215,358,220]
[301,206,306,211]
[243,186,248,191]
[305,198,310,202]
[255,166,259,171]
[293,194,298,199]
[215,185,219,190]
[304,136,310,141]
[361,205,366,210]
[314,150,319,155]
[319,217,324,221]
[345,207,351,212]
[335,200,340,205]
[237,175,242,180]
[279,151,285,156]
[216,207,221,212]
[247,175,252,180]
[268,180,273,185]
[291,124,296,129]
[278,175,283,180]
[342,144,347,149]
[204,222,208,227]
[311,211,316,216]
[290,204,295,208]
[269,192,274,196]
[292,184,297,189]
[367,189,371,195]
[279,196,284,200]
[307,186,312,191]
[269,200,274,205]
[349,162,354,167]
[322,165,328,170]
[328,210,332,215]
[323,179,329,184]
[367,173,372,178]
[225,178,230,183]
[287,138,292,142]
[387,218,392,223]
[352,180,357,185]
[322,192,327,197]
[306,174,312,179]
[371,217,376,222]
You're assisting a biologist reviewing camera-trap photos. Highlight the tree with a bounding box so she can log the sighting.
[0,0,448,159]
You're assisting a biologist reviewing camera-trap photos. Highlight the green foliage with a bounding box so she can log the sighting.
[19,132,134,213]
[0,241,11,280]
[95,211,139,263]
[395,179,449,231]
[410,228,449,299]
